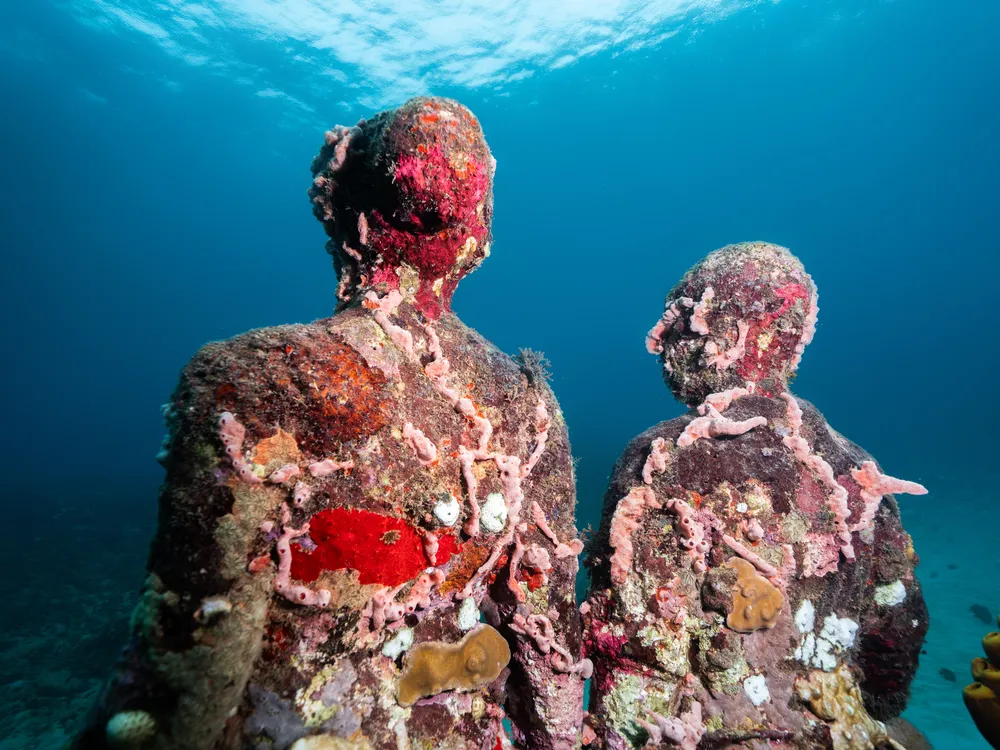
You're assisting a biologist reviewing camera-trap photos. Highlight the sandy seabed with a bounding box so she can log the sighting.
[900,469,998,750]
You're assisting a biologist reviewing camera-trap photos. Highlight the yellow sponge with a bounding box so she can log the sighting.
[964,617,1000,749]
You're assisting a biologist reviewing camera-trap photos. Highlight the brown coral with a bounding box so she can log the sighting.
[251,428,302,470]
[795,666,900,750]
[724,557,783,633]
[397,624,511,706]
[214,333,391,456]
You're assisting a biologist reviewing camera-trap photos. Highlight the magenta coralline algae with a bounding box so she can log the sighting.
[585,242,929,749]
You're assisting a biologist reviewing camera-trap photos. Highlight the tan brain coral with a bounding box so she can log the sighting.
[724,557,783,633]
[397,624,511,706]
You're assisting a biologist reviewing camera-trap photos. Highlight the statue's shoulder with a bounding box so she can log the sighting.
[794,396,874,472]
[175,311,395,454]
[428,313,528,401]
[601,415,685,503]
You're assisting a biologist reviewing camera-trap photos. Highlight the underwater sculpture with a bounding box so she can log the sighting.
[582,242,930,749]
[964,614,1000,749]
[71,97,588,750]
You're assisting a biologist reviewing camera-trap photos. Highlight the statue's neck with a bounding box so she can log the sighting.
[346,267,458,321]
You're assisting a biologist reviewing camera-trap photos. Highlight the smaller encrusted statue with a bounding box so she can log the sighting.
[583,242,929,750]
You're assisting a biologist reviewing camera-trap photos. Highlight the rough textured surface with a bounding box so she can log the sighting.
[70,97,585,750]
[585,242,928,749]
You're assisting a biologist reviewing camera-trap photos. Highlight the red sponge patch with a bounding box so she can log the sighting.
[290,507,460,586]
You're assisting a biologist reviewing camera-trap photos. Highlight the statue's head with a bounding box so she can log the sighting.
[647,242,818,405]
[309,97,495,319]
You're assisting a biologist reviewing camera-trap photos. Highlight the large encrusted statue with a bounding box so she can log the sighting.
[73,97,588,750]
[583,242,929,749]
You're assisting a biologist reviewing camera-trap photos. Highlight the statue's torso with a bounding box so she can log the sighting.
[585,394,927,750]
[79,303,584,750]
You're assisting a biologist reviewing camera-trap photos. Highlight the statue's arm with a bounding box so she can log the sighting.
[500,387,589,750]
[73,343,275,750]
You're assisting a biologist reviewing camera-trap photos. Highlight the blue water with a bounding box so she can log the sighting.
[1,0,997,747]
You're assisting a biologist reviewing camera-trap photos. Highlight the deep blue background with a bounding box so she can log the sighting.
[3,0,996,511]
[1,0,997,745]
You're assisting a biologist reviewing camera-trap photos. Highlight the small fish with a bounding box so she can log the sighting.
[939,668,957,683]
[971,604,994,625]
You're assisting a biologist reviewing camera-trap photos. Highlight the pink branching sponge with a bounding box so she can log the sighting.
[423,324,450,380]
[421,324,491,452]
[456,396,494,457]
[690,287,715,335]
[360,569,446,639]
[676,405,767,448]
[508,532,527,603]
[455,454,526,601]
[666,497,710,574]
[789,288,819,370]
[307,457,354,477]
[422,531,440,566]
[364,290,414,355]
[646,300,686,354]
[699,382,755,415]
[402,423,438,466]
[531,501,584,558]
[274,503,332,608]
[509,614,593,678]
[267,464,300,484]
[609,487,662,584]
[647,295,695,354]
[704,319,749,370]
[641,437,670,484]
[421,321,520,543]
[398,570,445,617]
[415,324,557,602]
[520,400,551,477]
[458,448,482,537]
[523,543,552,576]
[218,411,262,484]
[780,393,854,562]
[637,700,705,750]
[850,460,927,533]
